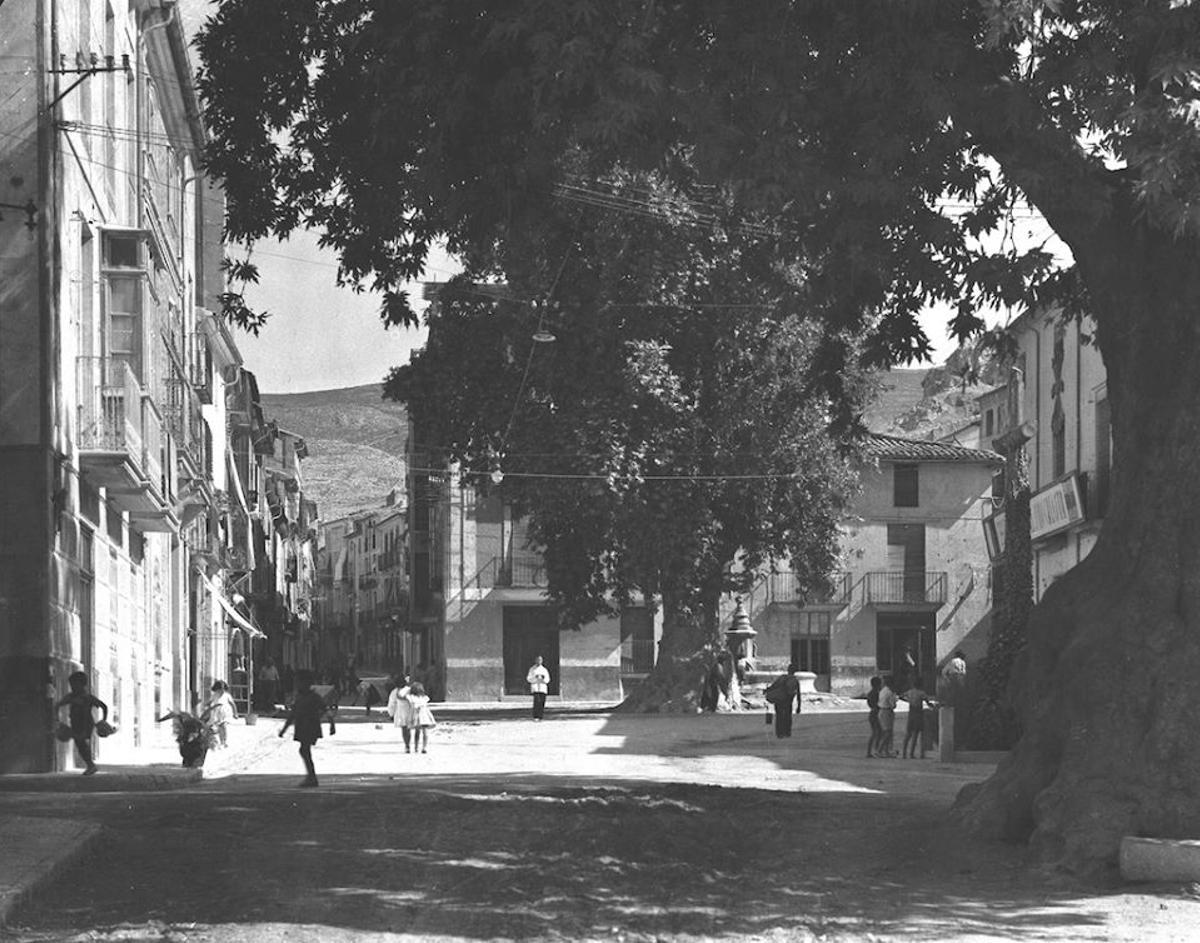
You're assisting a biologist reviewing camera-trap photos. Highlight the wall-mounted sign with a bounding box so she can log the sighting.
[1030,475,1085,540]
[983,510,1006,560]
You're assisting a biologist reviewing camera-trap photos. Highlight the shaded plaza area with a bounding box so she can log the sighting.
[4,710,1199,941]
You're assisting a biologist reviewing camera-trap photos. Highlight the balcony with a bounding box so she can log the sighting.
[863,571,947,607]
[77,357,145,492]
[766,571,851,607]
[77,357,180,530]
[497,551,548,588]
[621,637,656,675]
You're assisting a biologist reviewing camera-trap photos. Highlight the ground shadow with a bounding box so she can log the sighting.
[4,774,1174,941]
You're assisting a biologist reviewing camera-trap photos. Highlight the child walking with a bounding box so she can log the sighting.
[387,674,414,752]
[56,671,108,776]
[204,680,238,748]
[279,669,336,787]
[406,681,436,754]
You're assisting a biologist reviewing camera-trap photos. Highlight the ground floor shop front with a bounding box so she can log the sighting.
[436,593,659,703]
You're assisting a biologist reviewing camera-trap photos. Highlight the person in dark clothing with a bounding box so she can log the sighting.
[279,669,336,787]
[764,663,801,738]
[700,655,728,711]
[865,676,883,757]
[56,671,108,776]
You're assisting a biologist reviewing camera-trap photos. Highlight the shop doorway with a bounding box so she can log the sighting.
[502,607,560,695]
[876,613,936,692]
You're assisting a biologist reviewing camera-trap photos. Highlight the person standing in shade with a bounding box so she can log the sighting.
[877,676,899,757]
[865,676,883,758]
[258,658,280,711]
[526,655,551,721]
[900,676,937,760]
[763,662,801,738]
[279,669,336,787]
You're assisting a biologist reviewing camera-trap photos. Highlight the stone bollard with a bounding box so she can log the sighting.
[938,706,955,762]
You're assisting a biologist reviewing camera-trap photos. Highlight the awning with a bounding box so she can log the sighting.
[204,574,265,639]
[226,449,250,516]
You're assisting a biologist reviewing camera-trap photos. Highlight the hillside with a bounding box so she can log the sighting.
[261,345,1003,523]
[260,384,408,522]
[865,344,1007,444]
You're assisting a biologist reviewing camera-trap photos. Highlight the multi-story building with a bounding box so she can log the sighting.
[982,308,1108,601]
[744,434,1001,696]
[0,0,238,770]
[0,0,314,768]
[314,494,408,680]
[407,443,660,705]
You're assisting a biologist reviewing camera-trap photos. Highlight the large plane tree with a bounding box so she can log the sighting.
[384,170,863,712]
[198,0,1200,874]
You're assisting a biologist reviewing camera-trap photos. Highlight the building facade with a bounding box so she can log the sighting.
[407,445,660,704]
[744,434,1001,696]
[980,307,1109,603]
[314,494,409,681]
[0,0,312,770]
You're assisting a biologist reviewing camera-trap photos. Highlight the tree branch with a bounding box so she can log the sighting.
[954,79,1121,262]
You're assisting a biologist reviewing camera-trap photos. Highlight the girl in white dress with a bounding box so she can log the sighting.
[405,681,436,753]
[387,676,414,752]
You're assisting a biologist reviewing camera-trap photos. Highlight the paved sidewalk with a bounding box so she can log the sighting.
[0,718,282,927]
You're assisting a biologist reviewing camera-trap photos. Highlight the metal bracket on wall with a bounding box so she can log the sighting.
[0,200,37,230]
[47,53,131,112]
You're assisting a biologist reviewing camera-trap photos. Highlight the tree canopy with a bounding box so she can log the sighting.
[386,171,863,707]
[199,0,1200,874]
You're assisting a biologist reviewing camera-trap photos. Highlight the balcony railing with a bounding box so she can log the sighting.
[500,551,548,588]
[77,356,144,461]
[864,571,947,606]
[621,637,656,675]
[766,571,851,606]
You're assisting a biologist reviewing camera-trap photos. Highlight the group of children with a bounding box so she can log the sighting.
[384,677,437,753]
[865,675,936,759]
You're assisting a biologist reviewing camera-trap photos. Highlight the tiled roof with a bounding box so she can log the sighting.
[863,433,1003,464]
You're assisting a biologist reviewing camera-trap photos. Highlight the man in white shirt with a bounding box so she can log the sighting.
[526,656,551,720]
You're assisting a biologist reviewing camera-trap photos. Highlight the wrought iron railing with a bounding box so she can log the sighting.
[864,571,947,605]
[76,356,144,459]
[621,637,656,674]
[767,571,852,606]
[501,551,548,587]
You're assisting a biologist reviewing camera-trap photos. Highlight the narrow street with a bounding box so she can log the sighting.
[4,710,1198,942]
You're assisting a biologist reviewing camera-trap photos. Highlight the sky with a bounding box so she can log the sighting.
[236,230,459,395]
[237,215,1068,395]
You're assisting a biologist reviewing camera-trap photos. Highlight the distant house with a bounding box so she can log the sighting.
[744,434,1001,696]
[406,442,660,704]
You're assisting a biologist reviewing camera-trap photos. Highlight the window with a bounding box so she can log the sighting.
[101,230,146,380]
[893,463,918,507]
[620,608,655,674]
[790,611,831,675]
[984,409,995,437]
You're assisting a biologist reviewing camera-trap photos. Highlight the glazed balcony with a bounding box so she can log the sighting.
[76,356,146,495]
[76,357,177,529]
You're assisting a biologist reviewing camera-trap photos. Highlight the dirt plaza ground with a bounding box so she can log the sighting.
[3,707,1200,942]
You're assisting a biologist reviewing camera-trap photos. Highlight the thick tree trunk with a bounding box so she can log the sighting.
[618,587,724,713]
[954,224,1200,875]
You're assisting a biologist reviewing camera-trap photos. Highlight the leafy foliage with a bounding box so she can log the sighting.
[198,1,1200,354]
[386,172,862,629]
